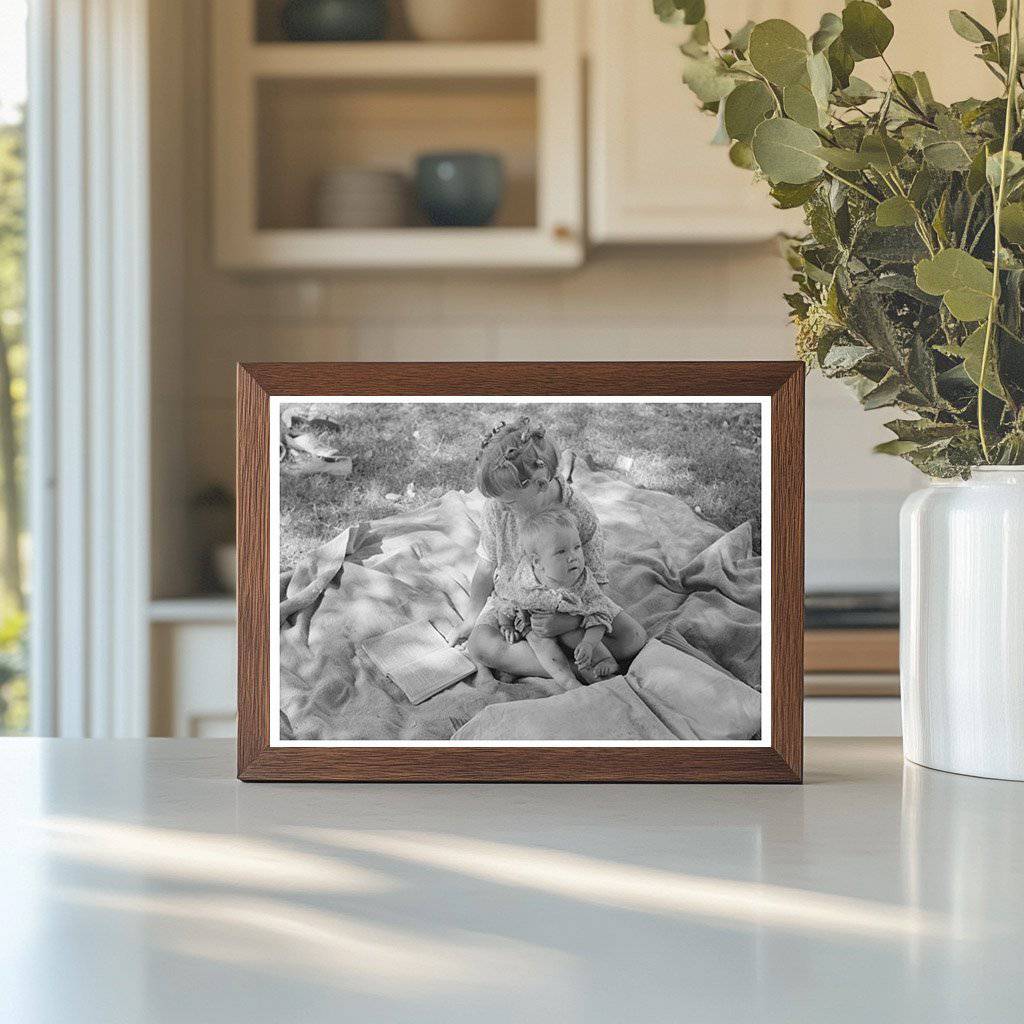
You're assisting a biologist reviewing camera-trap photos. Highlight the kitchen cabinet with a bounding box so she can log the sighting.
[150,600,237,738]
[211,0,583,269]
[587,0,999,244]
[587,1,811,243]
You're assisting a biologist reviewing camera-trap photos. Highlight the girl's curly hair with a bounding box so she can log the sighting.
[475,416,559,498]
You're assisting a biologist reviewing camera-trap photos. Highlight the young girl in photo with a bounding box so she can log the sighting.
[449,416,646,681]
[501,508,621,686]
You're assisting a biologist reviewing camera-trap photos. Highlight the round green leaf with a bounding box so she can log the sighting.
[811,12,843,54]
[923,141,973,171]
[681,0,705,25]
[959,325,1007,398]
[842,1,894,59]
[729,140,758,170]
[967,143,994,194]
[653,0,677,23]
[874,439,921,456]
[912,71,934,103]
[999,202,1024,243]
[752,117,827,184]
[681,55,736,103]
[948,10,993,44]
[986,150,1024,190]
[783,83,821,129]
[748,19,809,86]
[875,196,918,228]
[770,179,820,209]
[814,145,871,170]
[860,133,905,172]
[827,35,855,88]
[724,20,755,54]
[914,249,994,321]
[723,81,775,143]
[654,0,705,25]
[836,75,876,104]
[807,51,833,109]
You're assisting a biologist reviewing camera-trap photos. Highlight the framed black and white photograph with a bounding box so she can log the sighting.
[237,362,804,782]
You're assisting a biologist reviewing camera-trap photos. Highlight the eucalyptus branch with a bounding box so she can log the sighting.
[968,212,994,253]
[981,58,1009,87]
[821,167,880,203]
[963,190,980,249]
[750,68,783,116]
[880,54,929,120]
[979,0,1021,462]
[882,171,909,198]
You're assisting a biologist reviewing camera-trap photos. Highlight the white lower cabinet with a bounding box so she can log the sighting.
[151,613,236,738]
[805,698,902,738]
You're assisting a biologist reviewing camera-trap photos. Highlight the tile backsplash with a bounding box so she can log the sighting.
[167,247,917,595]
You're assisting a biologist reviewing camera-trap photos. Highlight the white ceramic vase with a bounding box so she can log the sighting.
[900,467,1024,780]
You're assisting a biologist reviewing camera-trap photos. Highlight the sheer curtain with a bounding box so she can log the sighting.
[28,0,150,736]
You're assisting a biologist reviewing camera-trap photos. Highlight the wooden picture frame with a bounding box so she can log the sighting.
[237,362,804,782]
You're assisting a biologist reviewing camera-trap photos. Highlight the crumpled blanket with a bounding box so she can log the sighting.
[278,455,762,741]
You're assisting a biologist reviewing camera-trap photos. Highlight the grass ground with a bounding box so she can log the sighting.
[279,401,762,570]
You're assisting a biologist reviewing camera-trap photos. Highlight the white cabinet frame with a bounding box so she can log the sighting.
[211,0,584,269]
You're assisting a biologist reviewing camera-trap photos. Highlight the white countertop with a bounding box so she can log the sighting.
[2,738,1021,1023]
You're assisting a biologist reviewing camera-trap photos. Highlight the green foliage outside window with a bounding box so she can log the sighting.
[0,111,27,733]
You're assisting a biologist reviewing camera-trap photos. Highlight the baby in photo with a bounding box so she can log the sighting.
[499,508,621,687]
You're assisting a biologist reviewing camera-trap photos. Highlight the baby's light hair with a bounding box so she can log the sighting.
[518,508,580,558]
[475,416,559,498]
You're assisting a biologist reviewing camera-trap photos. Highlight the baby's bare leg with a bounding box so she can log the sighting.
[558,628,619,683]
[525,632,580,689]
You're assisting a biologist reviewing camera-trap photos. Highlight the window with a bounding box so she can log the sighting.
[0,0,28,734]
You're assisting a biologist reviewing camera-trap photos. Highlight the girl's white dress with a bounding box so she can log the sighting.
[498,561,621,632]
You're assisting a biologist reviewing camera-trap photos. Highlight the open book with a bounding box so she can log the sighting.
[361,620,475,705]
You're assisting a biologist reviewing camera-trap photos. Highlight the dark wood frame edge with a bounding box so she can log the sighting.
[237,362,804,783]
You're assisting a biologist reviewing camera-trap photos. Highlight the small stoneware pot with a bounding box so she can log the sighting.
[404,0,534,41]
[315,167,409,228]
[415,152,504,227]
[280,0,388,42]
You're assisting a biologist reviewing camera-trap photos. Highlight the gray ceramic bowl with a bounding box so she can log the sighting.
[415,152,505,228]
[280,0,388,42]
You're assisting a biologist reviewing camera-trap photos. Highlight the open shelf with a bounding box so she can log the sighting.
[221,227,579,269]
[257,76,537,232]
[213,0,581,268]
[254,0,538,45]
[249,42,544,78]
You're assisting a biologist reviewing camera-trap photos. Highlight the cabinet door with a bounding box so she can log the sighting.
[588,1,1003,245]
[588,1,813,243]
[212,0,584,269]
